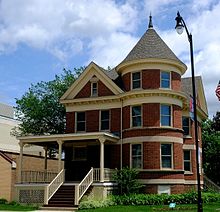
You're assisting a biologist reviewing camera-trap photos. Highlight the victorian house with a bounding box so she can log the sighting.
[15,17,208,208]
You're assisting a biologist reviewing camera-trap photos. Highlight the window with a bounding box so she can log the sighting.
[132,72,141,89]
[73,147,87,161]
[101,110,110,131]
[91,82,98,96]
[132,106,142,127]
[158,185,171,195]
[184,150,191,172]
[131,144,142,168]
[161,144,172,169]
[160,105,171,126]
[161,71,170,88]
[182,116,190,136]
[76,112,86,132]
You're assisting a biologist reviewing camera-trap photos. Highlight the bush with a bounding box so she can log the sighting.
[113,167,143,195]
[79,198,115,210]
[0,198,8,204]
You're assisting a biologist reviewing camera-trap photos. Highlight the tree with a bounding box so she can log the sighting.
[12,67,84,136]
[202,114,220,185]
[113,167,143,195]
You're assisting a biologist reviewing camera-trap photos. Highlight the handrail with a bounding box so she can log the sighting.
[203,175,220,192]
[93,168,115,182]
[44,169,65,204]
[75,167,93,205]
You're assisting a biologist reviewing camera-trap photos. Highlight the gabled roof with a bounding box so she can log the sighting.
[60,62,123,101]
[181,76,208,118]
[121,28,183,64]
[0,103,14,119]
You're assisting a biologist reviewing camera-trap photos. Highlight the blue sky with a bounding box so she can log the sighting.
[0,0,219,117]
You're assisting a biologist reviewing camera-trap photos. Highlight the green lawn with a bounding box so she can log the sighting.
[79,203,220,212]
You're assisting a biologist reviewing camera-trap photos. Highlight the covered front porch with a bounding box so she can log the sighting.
[15,132,119,206]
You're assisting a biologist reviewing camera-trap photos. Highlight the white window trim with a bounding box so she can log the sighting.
[91,82,98,97]
[184,150,192,173]
[160,70,171,89]
[160,104,172,127]
[182,116,191,137]
[130,105,142,128]
[75,111,86,132]
[130,143,143,169]
[99,110,111,132]
[158,185,171,195]
[160,143,173,170]
[131,71,142,90]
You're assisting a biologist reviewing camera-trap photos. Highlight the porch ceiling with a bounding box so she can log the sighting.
[18,132,120,145]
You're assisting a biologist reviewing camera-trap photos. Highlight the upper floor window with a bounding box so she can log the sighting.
[91,82,98,96]
[161,71,170,88]
[182,116,190,136]
[160,104,171,126]
[184,150,191,172]
[76,112,86,132]
[131,144,142,168]
[132,72,141,89]
[100,110,110,131]
[132,105,142,127]
[161,143,172,169]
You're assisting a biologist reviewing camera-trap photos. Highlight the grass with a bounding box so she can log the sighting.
[0,204,38,211]
[79,203,220,212]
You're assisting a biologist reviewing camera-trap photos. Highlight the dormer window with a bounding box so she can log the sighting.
[132,72,141,89]
[91,82,98,96]
[161,71,170,88]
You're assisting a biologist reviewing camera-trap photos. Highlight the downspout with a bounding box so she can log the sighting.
[120,98,123,170]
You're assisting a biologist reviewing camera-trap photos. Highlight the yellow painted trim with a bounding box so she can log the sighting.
[60,62,124,101]
[116,58,187,76]
[183,144,196,150]
[122,136,183,144]
[138,179,185,184]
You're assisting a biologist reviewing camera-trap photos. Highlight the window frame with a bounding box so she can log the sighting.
[160,143,173,169]
[130,143,143,169]
[131,71,141,90]
[158,185,171,195]
[182,116,191,136]
[76,111,86,132]
[131,105,142,128]
[100,110,110,131]
[160,104,172,127]
[91,82,98,97]
[160,71,171,89]
[184,150,192,172]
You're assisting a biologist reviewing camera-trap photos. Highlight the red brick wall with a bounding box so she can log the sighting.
[143,103,160,127]
[110,145,120,169]
[86,110,99,132]
[173,105,182,129]
[122,143,130,167]
[98,81,114,96]
[111,108,121,133]
[143,142,160,169]
[171,72,181,91]
[171,185,185,194]
[122,73,131,91]
[66,112,75,133]
[142,69,160,89]
[122,106,130,130]
[75,82,91,98]
[173,143,183,169]
[139,172,184,179]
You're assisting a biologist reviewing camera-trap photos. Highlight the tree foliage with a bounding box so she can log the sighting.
[13,67,84,136]
[202,112,220,185]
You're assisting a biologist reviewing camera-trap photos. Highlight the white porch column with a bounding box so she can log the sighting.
[57,139,63,172]
[44,146,48,170]
[99,137,105,182]
[18,141,24,183]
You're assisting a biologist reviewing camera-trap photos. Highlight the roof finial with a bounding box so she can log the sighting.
[148,13,153,29]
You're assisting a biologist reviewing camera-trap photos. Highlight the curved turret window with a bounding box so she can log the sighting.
[161,71,170,88]
[132,72,141,89]
[131,105,142,127]
[160,104,171,126]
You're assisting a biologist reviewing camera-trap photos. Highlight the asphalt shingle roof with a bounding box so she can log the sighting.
[122,28,183,64]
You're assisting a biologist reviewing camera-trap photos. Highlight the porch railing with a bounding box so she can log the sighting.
[75,167,93,205]
[44,169,65,204]
[93,168,115,182]
[21,170,58,183]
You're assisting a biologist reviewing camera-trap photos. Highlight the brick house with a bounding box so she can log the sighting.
[15,18,208,207]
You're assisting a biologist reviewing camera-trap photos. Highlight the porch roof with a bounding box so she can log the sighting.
[18,132,120,145]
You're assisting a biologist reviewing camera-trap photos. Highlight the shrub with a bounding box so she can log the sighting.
[79,198,115,210]
[113,167,143,195]
[0,198,8,204]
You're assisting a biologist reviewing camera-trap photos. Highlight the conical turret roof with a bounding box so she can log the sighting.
[122,27,183,65]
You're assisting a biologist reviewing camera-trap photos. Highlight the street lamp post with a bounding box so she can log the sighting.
[175,11,203,212]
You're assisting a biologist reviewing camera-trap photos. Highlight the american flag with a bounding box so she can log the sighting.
[215,81,220,101]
